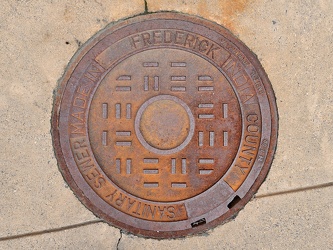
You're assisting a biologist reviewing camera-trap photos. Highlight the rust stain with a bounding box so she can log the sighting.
[197,0,254,33]
[63,4,74,22]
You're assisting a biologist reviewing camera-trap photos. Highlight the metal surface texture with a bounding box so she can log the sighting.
[52,12,278,238]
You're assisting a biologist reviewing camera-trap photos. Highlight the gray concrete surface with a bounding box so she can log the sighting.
[0,0,332,249]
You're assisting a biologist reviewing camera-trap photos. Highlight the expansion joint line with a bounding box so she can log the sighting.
[0,219,103,242]
[255,181,333,199]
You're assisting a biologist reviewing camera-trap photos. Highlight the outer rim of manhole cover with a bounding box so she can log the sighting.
[52,12,278,239]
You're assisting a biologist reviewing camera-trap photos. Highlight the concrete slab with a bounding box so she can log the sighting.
[119,186,333,250]
[147,0,333,194]
[0,0,332,248]
[0,0,144,237]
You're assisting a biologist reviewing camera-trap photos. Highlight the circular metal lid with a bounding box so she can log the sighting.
[52,12,278,238]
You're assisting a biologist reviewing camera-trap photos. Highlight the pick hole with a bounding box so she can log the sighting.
[191,218,206,228]
[227,195,241,209]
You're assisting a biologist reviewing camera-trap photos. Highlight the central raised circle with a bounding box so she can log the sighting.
[140,99,190,149]
[135,95,195,155]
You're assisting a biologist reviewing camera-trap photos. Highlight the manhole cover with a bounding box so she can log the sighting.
[52,13,278,238]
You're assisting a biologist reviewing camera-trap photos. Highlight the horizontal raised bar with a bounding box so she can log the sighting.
[198,103,214,108]
[198,86,214,91]
[116,86,131,91]
[143,169,159,174]
[144,158,159,163]
[198,114,214,119]
[143,62,159,67]
[171,76,186,81]
[199,169,213,175]
[117,75,131,80]
[116,131,131,136]
[116,141,132,146]
[199,159,214,164]
[171,86,186,92]
[171,62,186,67]
[171,183,187,188]
[144,182,159,188]
[198,75,213,81]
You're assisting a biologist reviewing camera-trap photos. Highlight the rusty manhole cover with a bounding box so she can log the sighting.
[52,13,278,238]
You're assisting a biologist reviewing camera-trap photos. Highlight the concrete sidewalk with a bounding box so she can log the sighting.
[0,0,332,249]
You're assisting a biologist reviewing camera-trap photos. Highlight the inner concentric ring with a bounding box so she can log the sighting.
[135,95,195,155]
[88,48,242,202]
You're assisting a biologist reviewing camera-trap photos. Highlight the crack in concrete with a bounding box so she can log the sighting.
[144,0,148,14]
[116,230,123,250]
[0,182,332,242]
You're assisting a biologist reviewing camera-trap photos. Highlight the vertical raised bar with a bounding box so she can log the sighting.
[199,131,203,146]
[102,131,108,146]
[209,131,214,146]
[144,76,149,91]
[116,159,121,174]
[171,158,176,174]
[102,103,108,119]
[223,131,228,146]
[154,76,159,91]
[126,159,131,174]
[181,159,186,174]
[115,104,121,119]
[126,104,131,119]
[223,103,228,118]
